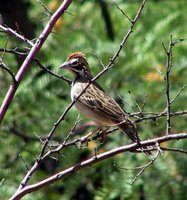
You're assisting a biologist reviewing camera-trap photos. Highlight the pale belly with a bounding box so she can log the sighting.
[71,82,115,126]
[74,101,115,125]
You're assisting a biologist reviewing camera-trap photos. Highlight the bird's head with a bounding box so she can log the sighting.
[60,52,92,80]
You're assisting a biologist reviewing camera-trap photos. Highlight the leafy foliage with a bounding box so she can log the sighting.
[0,0,187,199]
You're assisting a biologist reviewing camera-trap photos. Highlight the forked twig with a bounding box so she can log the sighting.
[130,150,159,185]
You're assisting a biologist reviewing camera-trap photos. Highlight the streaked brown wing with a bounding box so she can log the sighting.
[78,82,125,121]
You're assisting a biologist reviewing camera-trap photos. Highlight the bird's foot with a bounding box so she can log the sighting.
[80,131,93,148]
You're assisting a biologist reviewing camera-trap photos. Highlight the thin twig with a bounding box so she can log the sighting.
[0,25,34,46]
[0,178,5,186]
[113,1,132,22]
[0,48,71,84]
[141,94,148,112]
[19,154,29,171]
[91,50,105,69]
[130,150,159,185]
[170,84,187,104]
[36,0,53,16]
[0,61,17,83]
[34,58,71,84]
[135,110,187,123]
[128,90,142,113]
[160,147,187,154]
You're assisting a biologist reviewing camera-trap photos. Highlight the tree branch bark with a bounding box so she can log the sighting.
[0,0,73,125]
[9,133,187,200]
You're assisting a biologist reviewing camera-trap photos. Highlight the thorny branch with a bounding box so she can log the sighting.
[0,48,72,84]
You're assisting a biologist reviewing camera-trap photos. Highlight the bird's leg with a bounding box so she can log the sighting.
[99,127,109,144]
[80,127,101,147]
[80,126,109,147]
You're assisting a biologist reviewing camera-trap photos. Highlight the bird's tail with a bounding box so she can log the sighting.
[118,119,151,156]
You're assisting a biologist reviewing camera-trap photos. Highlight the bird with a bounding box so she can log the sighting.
[60,52,150,155]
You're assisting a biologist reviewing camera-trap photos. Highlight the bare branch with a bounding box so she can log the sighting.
[0,48,71,84]
[170,84,187,104]
[9,133,187,200]
[141,94,148,112]
[128,90,142,113]
[0,61,17,83]
[34,58,71,85]
[130,150,159,185]
[160,147,187,154]
[164,33,173,135]
[19,154,29,171]
[0,0,73,124]
[36,0,53,16]
[113,0,132,22]
[135,110,187,123]
[0,25,34,46]
[105,0,146,71]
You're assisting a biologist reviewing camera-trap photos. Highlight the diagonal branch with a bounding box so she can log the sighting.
[0,0,73,125]
[0,48,72,84]
[0,25,34,46]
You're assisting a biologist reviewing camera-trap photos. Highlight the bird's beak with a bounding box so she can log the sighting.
[59,61,70,69]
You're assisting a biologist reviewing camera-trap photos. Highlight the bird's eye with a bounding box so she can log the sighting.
[70,59,79,67]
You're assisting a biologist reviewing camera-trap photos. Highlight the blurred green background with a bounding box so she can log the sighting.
[0,0,187,199]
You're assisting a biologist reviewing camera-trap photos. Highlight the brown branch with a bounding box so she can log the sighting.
[9,133,187,200]
[113,0,132,22]
[160,147,187,154]
[134,110,187,123]
[34,58,71,84]
[164,34,173,135]
[170,84,187,104]
[0,48,71,84]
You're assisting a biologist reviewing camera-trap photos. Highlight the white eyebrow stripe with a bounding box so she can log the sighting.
[69,58,78,65]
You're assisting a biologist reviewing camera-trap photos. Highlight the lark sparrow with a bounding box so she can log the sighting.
[60,52,150,154]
